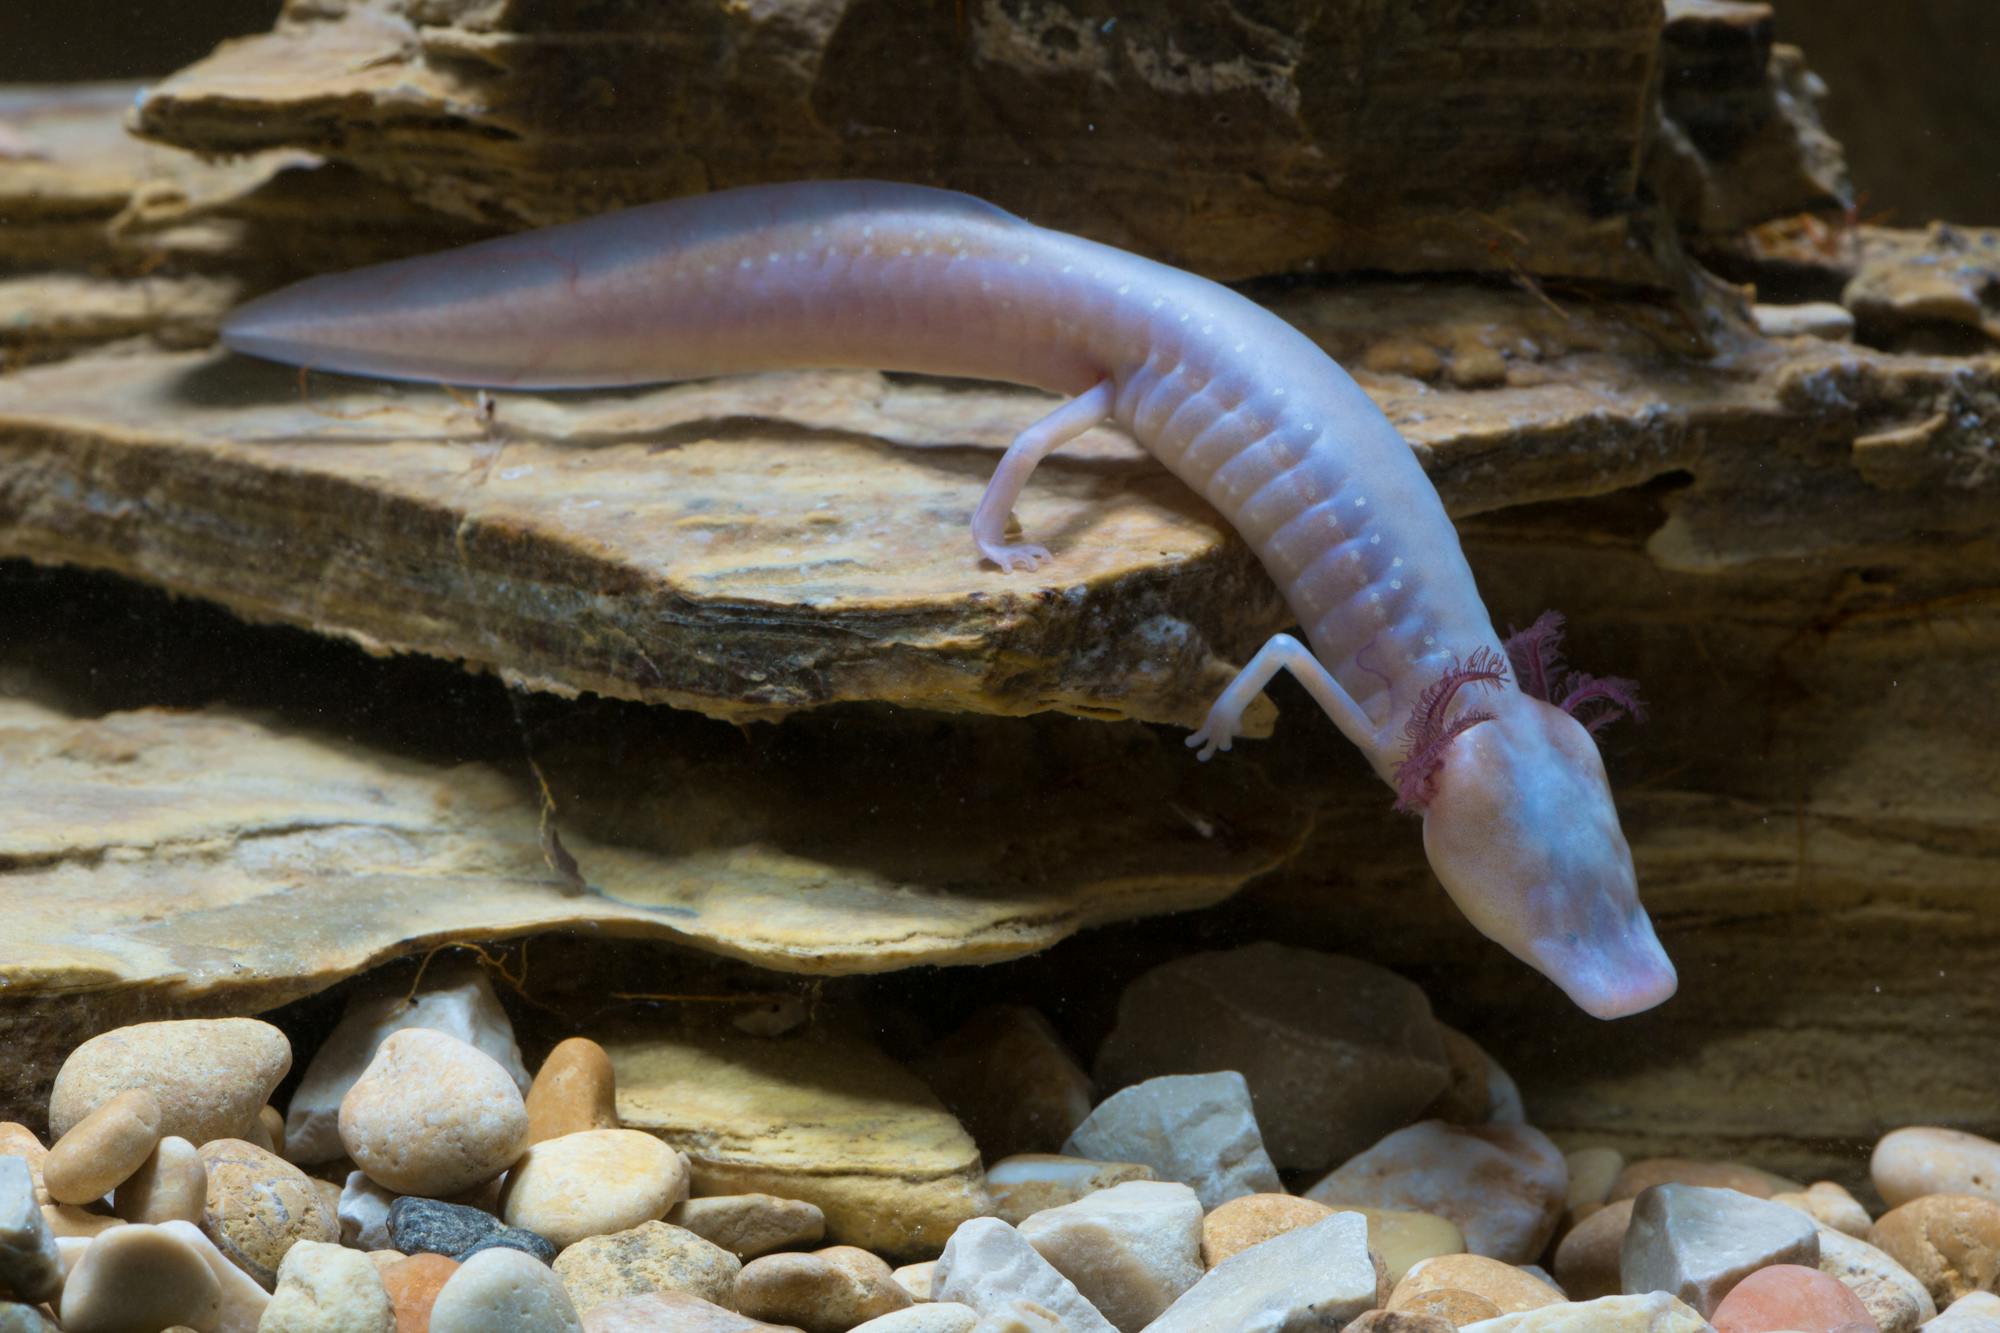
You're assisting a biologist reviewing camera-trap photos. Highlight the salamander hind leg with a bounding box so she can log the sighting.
[1188,632,1378,760]
[970,379,1116,572]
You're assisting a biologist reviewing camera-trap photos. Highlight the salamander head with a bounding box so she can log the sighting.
[1418,697,1677,1019]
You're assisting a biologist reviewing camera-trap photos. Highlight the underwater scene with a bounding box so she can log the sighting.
[1,1,1996,1330]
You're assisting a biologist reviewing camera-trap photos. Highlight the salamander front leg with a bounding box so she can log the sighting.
[1188,633,1376,760]
[971,378,1117,572]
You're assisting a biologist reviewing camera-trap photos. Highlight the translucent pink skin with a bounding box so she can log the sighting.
[221,180,1675,1017]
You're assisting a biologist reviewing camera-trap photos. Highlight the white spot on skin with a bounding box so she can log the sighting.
[1392,557,1403,567]
[1117,284,1131,294]
[862,226,875,238]
[1356,497,1368,507]
[1391,579,1403,590]
[811,225,825,238]
[1424,634,1436,645]
[901,247,913,257]
[1152,298,1164,309]
[499,465,533,481]
[1370,534,1381,544]
[738,258,753,270]
[767,252,780,263]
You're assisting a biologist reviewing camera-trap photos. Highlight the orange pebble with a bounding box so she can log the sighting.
[1711,1263,1878,1333]
[382,1252,460,1333]
[524,1037,618,1146]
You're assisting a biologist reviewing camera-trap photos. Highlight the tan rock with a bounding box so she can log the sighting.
[1773,1180,1873,1239]
[1018,1180,1203,1330]
[258,1106,286,1160]
[58,1223,222,1333]
[1813,1225,1934,1333]
[607,1017,988,1259]
[1457,1291,1712,1330]
[1553,1197,1632,1302]
[526,1038,620,1147]
[157,1218,274,1333]
[733,1245,914,1333]
[579,1291,798,1331]
[112,1135,205,1225]
[262,1240,396,1332]
[502,1128,689,1248]
[1390,1255,1563,1316]
[552,1220,742,1313]
[381,1253,458,1333]
[849,1306,979,1333]
[1350,1207,1471,1289]
[1607,1158,1799,1203]
[198,1137,340,1288]
[1563,1148,1624,1229]
[1871,1194,2000,1306]
[1201,1194,1337,1266]
[1387,1288,1503,1325]
[49,1018,291,1146]
[891,1261,935,1301]
[1307,1122,1566,1264]
[671,1193,826,1260]
[44,1089,162,1206]
[1347,1312,1456,1333]
[340,1029,528,1198]
[40,1204,126,1238]
[984,1156,1157,1227]
[918,1006,1094,1162]
[1874,1128,2000,1210]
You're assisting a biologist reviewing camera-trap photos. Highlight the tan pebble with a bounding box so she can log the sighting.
[50,1019,291,1146]
[1419,1025,1492,1126]
[1340,1206,1468,1288]
[367,1248,405,1272]
[157,1216,274,1332]
[1873,1127,2000,1209]
[847,1304,979,1332]
[429,1246,581,1332]
[577,1290,797,1331]
[1387,1286,1502,1324]
[1772,1180,1874,1239]
[340,1029,528,1198]
[892,1260,935,1300]
[41,1203,126,1238]
[1814,1225,1934,1333]
[1201,1193,1336,1266]
[983,1154,1156,1226]
[552,1219,741,1312]
[43,1089,162,1206]
[734,1245,914,1332]
[1552,1196,1633,1301]
[1563,1147,1624,1228]
[1870,1193,2000,1305]
[58,1222,222,1333]
[501,1128,688,1248]
[1307,1121,1565,1263]
[672,1192,827,1259]
[198,1137,339,1287]
[112,1134,205,1225]
[382,1252,458,1333]
[262,1239,395,1332]
[259,1106,286,1159]
[1361,336,1445,382]
[1607,1157,1799,1202]
[1347,1312,1456,1333]
[1391,1253,1564,1314]
[0,1125,49,1204]
[525,1037,619,1146]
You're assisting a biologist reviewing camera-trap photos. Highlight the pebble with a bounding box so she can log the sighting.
[381,1252,459,1333]
[1482,1052,1525,1125]
[1871,1193,2000,1305]
[262,1239,397,1332]
[1873,1130,2000,1211]
[502,1128,689,1247]
[576,1291,796,1331]
[338,1171,396,1250]
[288,966,532,1165]
[932,1217,1115,1333]
[157,1218,272,1333]
[1018,1180,1203,1330]
[1348,1313,1455,1333]
[1350,1206,1471,1287]
[551,1219,742,1312]
[1307,1120,1567,1263]
[429,1246,582,1333]
[0,1128,47,1206]
[389,1196,557,1264]
[1554,1196,1632,1300]
[892,1260,936,1300]
[1091,944,1450,1172]
[1459,1291,1713,1331]
[111,1134,204,1226]
[341,1028,530,1197]
[733,1245,914,1332]
[0,1157,61,1305]
[258,1106,286,1159]
[43,1088,161,1206]
[850,1305,980,1333]
[1620,1183,1821,1316]
[1777,1183,1876,1240]
[1565,1148,1625,1228]
[1815,1225,1934,1332]
[1146,1210,1377,1333]
[40,1205,125,1239]
[1419,1023,1491,1125]
[1923,1291,2000,1331]
[198,1137,340,1287]
[1393,1289,1504,1323]
[920,1006,1096,1162]
[671,1192,826,1259]
[983,1156,1157,1226]
[0,1303,55,1332]
[1392,1254,1565,1315]
[1709,1262,1878,1333]
[1061,1072,1281,1210]
[525,1038,620,1147]
[1611,1158,1801,1203]
[1200,1193,1336,1266]
[58,1223,222,1333]
[50,1019,291,1147]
